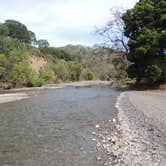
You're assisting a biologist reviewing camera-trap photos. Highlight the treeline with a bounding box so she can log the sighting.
[0,20,94,89]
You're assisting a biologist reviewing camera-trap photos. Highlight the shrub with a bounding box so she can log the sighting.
[81,69,93,80]
[0,67,6,79]
[10,63,31,85]
[145,65,162,84]
[68,62,82,81]
[40,65,54,81]
[53,61,69,81]
[27,73,43,87]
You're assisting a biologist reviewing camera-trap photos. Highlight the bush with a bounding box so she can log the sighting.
[53,61,69,81]
[10,63,31,85]
[0,67,6,79]
[27,73,43,87]
[40,65,54,81]
[68,62,82,81]
[81,69,93,80]
[145,65,162,84]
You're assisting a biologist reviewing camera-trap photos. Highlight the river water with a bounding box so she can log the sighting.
[0,87,119,166]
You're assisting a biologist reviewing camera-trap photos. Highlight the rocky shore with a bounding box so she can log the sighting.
[93,91,166,166]
[0,93,29,104]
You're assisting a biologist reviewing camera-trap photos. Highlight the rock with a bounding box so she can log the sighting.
[102,139,107,143]
[96,156,101,161]
[113,118,116,123]
[95,124,100,128]
[92,138,97,141]
[92,131,96,135]
[148,128,154,132]
[107,137,112,142]
[96,142,101,147]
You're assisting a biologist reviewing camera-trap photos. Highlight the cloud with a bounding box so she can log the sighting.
[0,0,138,46]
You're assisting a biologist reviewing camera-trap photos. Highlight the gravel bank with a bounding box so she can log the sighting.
[93,91,166,165]
[0,93,29,104]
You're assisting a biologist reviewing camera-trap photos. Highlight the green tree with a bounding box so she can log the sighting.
[0,24,9,36]
[4,20,31,43]
[122,0,166,84]
[38,39,49,48]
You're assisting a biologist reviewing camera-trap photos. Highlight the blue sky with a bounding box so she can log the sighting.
[0,0,138,47]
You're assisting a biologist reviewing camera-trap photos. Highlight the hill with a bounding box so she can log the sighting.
[0,20,127,89]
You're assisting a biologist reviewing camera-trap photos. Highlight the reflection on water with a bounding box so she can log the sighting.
[0,87,119,166]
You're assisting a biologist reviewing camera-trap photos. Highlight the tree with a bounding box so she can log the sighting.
[122,0,166,84]
[0,24,9,36]
[4,20,31,43]
[37,39,49,48]
[29,31,37,46]
[97,8,129,57]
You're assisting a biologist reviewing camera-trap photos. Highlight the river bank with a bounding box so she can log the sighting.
[0,93,29,104]
[93,90,166,165]
[1,83,166,165]
[0,81,112,104]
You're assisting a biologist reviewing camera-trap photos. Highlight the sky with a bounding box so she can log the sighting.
[0,0,138,47]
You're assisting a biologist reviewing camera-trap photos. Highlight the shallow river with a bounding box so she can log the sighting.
[0,87,119,166]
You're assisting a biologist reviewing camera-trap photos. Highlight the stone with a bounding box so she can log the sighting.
[95,124,100,128]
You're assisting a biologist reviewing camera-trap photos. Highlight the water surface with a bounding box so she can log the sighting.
[0,87,119,166]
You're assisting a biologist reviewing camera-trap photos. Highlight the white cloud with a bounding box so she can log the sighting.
[0,0,139,46]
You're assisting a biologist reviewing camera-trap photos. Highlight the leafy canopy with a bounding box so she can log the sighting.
[122,0,166,84]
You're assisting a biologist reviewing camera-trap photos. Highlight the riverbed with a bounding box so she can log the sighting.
[0,87,119,166]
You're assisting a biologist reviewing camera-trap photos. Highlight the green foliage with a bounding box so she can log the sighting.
[81,69,93,80]
[38,40,49,48]
[0,24,9,36]
[40,47,81,62]
[0,67,6,79]
[0,18,123,88]
[68,62,82,81]
[53,61,69,81]
[10,63,31,85]
[40,65,54,81]
[4,20,32,43]
[27,73,43,87]
[145,65,162,84]
[123,0,166,85]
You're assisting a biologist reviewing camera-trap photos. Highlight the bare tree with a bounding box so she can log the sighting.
[96,8,129,58]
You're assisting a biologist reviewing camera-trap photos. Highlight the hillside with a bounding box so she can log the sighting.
[0,20,127,89]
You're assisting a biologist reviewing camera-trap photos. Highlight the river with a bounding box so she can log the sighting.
[0,87,119,166]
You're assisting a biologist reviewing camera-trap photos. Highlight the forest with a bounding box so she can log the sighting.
[0,20,126,89]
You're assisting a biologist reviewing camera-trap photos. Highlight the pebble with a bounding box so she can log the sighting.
[96,142,101,147]
[95,125,100,128]
[107,137,112,142]
[92,131,96,135]
[92,138,97,141]
[96,156,101,161]
[113,118,116,123]
[102,139,107,143]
